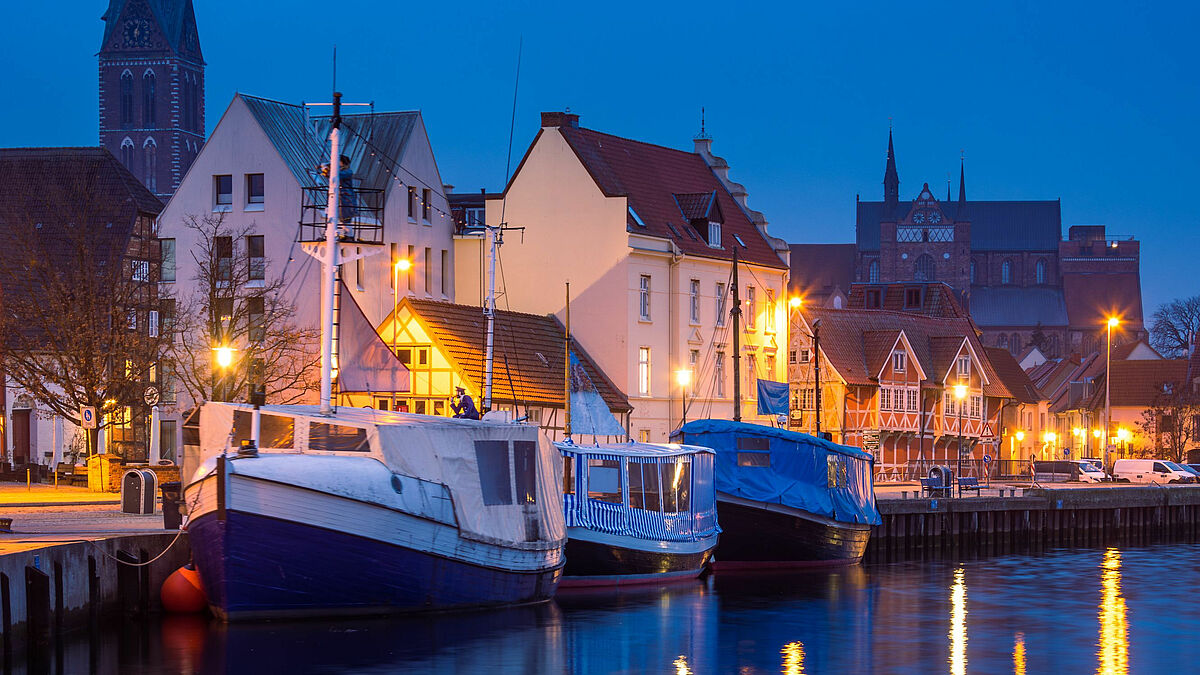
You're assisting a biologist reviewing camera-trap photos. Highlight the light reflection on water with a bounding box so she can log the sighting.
[44,543,1200,674]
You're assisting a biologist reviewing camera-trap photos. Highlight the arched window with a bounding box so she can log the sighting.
[120,70,134,128]
[1035,258,1046,285]
[120,137,134,171]
[914,254,935,281]
[143,138,157,192]
[1010,333,1022,354]
[1001,259,1012,285]
[143,70,156,127]
[868,260,879,283]
[969,259,977,284]
[999,334,1008,349]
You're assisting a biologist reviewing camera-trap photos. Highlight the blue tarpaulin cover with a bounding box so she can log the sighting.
[569,351,627,437]
[756,379,790,416]
[673,420,881,526]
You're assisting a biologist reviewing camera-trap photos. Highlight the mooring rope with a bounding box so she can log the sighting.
[88,468,213,568]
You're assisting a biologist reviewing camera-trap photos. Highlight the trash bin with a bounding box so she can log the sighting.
[161,481,183,530]
[122,469,147,514]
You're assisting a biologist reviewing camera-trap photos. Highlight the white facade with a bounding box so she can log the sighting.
[155,94,455,452]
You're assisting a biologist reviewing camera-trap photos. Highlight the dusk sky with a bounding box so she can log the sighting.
[4,1,1196,316]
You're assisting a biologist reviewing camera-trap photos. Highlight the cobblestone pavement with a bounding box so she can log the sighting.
[0,503,172,555]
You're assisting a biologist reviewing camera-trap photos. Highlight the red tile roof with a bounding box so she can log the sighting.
[402,299,631,413]
[846,282,969,319]
[1086,359,1189,408]
[803,307,1011,398]
[1063,273,1143,331]
[540,123,786,269]
[985,347,1044,404]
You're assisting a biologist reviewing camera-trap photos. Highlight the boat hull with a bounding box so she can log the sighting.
[189,509,562,621]
[713,495,872,568]
[560,528,716,587]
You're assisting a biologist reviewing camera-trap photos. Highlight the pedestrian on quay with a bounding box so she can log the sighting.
[451,386,480,420]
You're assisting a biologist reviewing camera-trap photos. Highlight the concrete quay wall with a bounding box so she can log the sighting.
[867,485,1200,562]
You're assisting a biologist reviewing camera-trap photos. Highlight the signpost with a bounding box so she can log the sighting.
[80,406,97,429]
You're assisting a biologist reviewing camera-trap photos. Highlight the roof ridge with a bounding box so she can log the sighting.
[408,298,561,323]
[572,126,702,160]
[237,93,304,109]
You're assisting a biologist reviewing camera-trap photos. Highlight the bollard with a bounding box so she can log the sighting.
[26,468,31,491]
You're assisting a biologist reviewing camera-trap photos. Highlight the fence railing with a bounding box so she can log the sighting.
[875,459,1079,483]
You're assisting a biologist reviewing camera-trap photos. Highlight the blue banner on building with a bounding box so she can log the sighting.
[756,379,790,416]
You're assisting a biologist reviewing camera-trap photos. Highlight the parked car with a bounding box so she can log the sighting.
[1033,460,1108,483]
[1112,459,1197,484]
[1188,464,1200,476]
[1180,464,1200,482]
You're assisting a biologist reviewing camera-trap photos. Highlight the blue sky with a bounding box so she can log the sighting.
[3,1,1196,315]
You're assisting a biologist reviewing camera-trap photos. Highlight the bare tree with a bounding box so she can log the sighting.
[0,176,167,457]
[171,213,319,406]
[1138,383,1200,463]
[1149,295,1200,358]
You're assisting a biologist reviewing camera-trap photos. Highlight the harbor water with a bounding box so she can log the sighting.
[27,542,1200,674]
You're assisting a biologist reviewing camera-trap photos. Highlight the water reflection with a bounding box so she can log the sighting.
[950,567,967,675]
[20,544,1200,674]
[1097,548,1128,674]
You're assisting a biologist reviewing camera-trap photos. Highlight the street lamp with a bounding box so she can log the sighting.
[953,383,967,496]
[1011,429,1025,462]
[1105,316,1120,471]
[212,345,237,401]
[676,368,693,429]
[391,258,413,412]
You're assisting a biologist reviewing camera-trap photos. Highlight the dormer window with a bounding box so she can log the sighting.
[893,352,906,373]
[957,356,970,379]
[708,221,721,247]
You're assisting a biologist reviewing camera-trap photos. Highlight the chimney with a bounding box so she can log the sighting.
[541,111,579,128]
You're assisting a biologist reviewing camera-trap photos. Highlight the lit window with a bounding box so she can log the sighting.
[766,289,775,333]
[638,347,651,397]
[715,351,726,397]
[690,279,700,323]
[639,275,651,321]
[746,286,756,329]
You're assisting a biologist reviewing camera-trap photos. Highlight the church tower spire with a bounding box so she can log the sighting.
[958,155,967,204]
[883,127,899,205]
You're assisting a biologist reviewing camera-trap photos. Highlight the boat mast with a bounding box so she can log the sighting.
[483,224,502,412]
[318,92,342,416]
[564,282,572,441]
[731,247,742,422]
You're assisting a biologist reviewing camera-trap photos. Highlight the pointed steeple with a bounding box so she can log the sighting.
[958,156,967,204]
[883,127,899,205]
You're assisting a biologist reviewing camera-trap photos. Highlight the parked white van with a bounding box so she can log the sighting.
[1112,459,1197,484]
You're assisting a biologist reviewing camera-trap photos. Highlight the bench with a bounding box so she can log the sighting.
[958,477,982,493]
[920,477,951,498]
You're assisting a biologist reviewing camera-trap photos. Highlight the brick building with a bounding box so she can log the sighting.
[99,0,205,199]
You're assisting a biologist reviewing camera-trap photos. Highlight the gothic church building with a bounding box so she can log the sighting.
[99,0,204,199]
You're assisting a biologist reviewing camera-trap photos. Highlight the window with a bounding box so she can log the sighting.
[1036,259,1046,284]
[587,459,622,504]
[746,286,756,329]
[970,395,982,419]
[247,296,265,342]
[441,249,450,296]
[957,356,970,379]
[143,70,156,127]
[789,349,797,364]
[160,238,176,282]
[406,245,415,290]
[475,440,513,505]
[1001,259,1012,284]
[708,221,721,247]
[745,354,758,393]
[1011,333,1022,353]
[422,188,432,221]
[868,260,879,283]
[355,247,365,291]
[661,460,691,513]
[798,388,815,409]
[407,186,416,219]
[827,454,848,488]
[127,309,138,330]
[880,387,891,411]
[160,299,175,334]
[800,349,811,363]
[513,441,538,505]
[389,243,398,290]
[143,139,157,192]
[999,334,1008,349]
[908,389,918,411]
[945,397,956,417]
[214,236,233,282]
[638,429,651,443]
[424,247,433,294]
[639,275,652,321]
[214,174,233,209]
[120,137,134,170]
[638,347,651,397]
[246,173,264,206]
[688,349,700,394]
[738,452,771,467]
[628,461,662,511]
[893,352,906,373]
[904,287,921,308]
[866,289,882,308]
[159,420,177,463]
[148,310,159,337]
[689,279,701,323]
[766,289,776,333]
[131,259,150,282]
[767,354,776,378]
[715,282,727,326]
[970,259,977,284]
[563,455,575,494]
[120,71,133,128]
[914,254,935,282]
[715,351,726,397]
[244,235,265,281]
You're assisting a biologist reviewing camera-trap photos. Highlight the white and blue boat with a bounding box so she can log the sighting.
[675,420,880,568]
[185,403,566,620]
[556,440,719,587]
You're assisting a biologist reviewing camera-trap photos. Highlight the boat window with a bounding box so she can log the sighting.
[258,414,295,448]
[738,452,771,467]
[661,460,691,513]
[736,436,770,451]
[587,459,622,504]
[309,422,369,452]
[513,441,537,505]
[563,455,575,495]
[475,440,513,506]
[628,461,661,511]
[827,455,849,488]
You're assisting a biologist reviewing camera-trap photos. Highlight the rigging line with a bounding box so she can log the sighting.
[499,37,523,228]
[495,241,533,419]
[334,124,455,220]
[689,264,736,418]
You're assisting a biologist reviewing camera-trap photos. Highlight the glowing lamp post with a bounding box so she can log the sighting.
[212,345,237,401]
[953,383,967,496]
[676,368,693,429]
[1011,430,1025,462]
[391,258,413,411]
[1105,316,1120,470]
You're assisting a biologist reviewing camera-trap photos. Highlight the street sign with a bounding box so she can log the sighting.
[983,454,992,464]
[144,386,160,406]
[80,406,97,429]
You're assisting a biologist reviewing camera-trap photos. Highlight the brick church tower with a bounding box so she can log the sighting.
[98,0,204,199]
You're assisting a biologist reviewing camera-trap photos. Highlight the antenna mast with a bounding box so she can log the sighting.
[731,247,742,422]
[564,283,572,441]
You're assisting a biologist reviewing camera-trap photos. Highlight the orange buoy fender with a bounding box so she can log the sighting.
[161,564,208,613]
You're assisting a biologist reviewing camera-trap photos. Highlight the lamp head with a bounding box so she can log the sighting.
[675,369,692,388]
[213,345,235,369]
[1093,428,1103,439]
[395,258,412,272]
[1107,316,1120,328]
[789,296,803,309]
[1044,431,1057,443]
[1015,431,1025,441]
[1072,427,1083,437]
[953,384,967,400]
[1117,427,1131,442]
